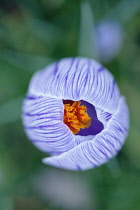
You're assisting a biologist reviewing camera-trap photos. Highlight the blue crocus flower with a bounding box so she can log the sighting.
[22,57,129,170]
[95,20,124,62]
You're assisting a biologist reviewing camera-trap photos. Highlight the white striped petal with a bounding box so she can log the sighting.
[22,96,76,153]
[27,58,120,113]
[42,97,129,170]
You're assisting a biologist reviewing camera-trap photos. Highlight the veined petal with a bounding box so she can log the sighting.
[95,107,112,128]
[42,97,129,170]
[27,58,120,113]
[22,96,77,153]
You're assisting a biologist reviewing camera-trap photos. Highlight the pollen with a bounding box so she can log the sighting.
[63,101,91,134]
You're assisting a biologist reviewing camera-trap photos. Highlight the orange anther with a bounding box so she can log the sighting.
[63,101,91,134]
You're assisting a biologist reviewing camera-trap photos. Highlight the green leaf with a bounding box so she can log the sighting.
[78,1,98,59]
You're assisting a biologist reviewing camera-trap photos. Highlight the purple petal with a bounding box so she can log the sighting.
[42,97,129,170]
[22,96,77,153]
[27,58,120,113]
[77,100,103,136]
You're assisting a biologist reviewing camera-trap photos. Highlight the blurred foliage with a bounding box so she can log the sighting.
[0,0,140,210]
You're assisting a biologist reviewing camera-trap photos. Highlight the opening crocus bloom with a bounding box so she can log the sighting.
[22,57,129,170]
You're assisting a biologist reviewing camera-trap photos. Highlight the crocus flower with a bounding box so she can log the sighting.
[95,20,124,62]
[22,57,129,170]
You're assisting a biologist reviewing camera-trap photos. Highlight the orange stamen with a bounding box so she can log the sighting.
[63,101,91,134]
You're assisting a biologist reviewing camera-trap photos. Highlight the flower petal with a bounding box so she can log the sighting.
[27,58,120,113]
[22,96,77,153]
[42,97,129,170]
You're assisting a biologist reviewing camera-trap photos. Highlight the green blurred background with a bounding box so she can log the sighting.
[0,0,140,209]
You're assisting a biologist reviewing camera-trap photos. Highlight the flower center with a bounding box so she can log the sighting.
[63,101,91,134]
